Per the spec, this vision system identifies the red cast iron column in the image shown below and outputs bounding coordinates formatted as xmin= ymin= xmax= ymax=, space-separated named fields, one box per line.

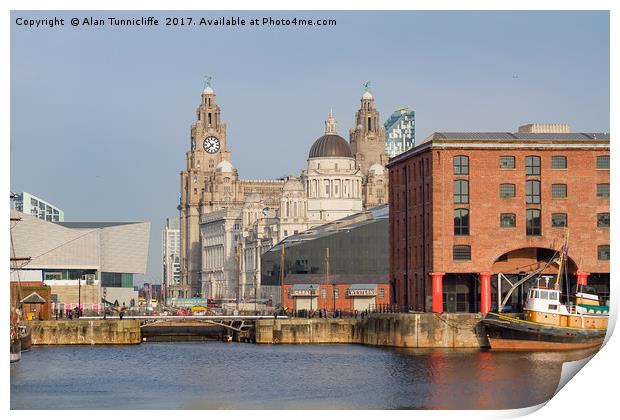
xmin=480 ymin=272 xmax=492 ymax=314
xmin=430 ymin=272 xmax=444 ymax=313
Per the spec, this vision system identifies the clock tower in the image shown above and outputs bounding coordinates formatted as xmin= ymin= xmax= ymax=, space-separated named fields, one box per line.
xmin=178 ymin=82 xmax=232 ymax=298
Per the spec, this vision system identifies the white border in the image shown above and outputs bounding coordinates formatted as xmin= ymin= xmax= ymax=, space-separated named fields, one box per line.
xmin=2 ymin=1 xmax=616 ymax=419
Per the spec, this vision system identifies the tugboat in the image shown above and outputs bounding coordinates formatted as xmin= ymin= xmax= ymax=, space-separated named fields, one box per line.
xmin=482 ymin=236 xmax=609 ymax=351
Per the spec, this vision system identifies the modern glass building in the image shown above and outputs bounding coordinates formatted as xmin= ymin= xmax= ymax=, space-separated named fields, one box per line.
xmin=260 ymin=205 xmax=389 ymax=305
xmin=384 ymin=108 xmax=415 ymax=158
xmin=11 ymin=191 xmax=64 ymax=222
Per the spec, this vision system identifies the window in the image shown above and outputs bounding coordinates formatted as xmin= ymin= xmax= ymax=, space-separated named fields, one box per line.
xmin=321 ymin=288 xmax=327 ymax=299
xmin=551 ymin=184 xmax=567 ymax=198
xmin=500 ymin=213 xmax=516 ymax=228
xmin=597 ymin=184 xmax=610 ymax=198
xmin=551 ymin=213 xmax=567 ymax=228
xmin=526 ymin=209 xmax=541 ymax=235
xmin=453 ymin=155 xmax=469 ymax=175
xmin=525 ymin=156 xmax=541 ymax=176
xmin=499 ymin=156 xmax=515 ymax=169
xmin=496 ymin=253 xmax=508 ymax=262
xmin=597 ymin=213 xmax=610 ymax=228
xmin=598 ymin=245 xmax=610 ymax=261
xmin=551 ymin=156 xmax=567 ymax=169
xmin=597 ymin=155 xmax=610 ymax=169
xmin=525 ymin=180 xmax=541 ymax=204
xmin=453 ymin=245 xmax=471 ymax=261
xmin=500 ymin=184 xmax=516 ymax=198
xmin=379 ymin=288 xmax=385 ymax=299
xmin=334 ymin=288 xmax=339 ymax=298
xmin=454 ymin=180 xmax=469 ymax=204
xmin=454 ymin=209 xmax=469 ymax=235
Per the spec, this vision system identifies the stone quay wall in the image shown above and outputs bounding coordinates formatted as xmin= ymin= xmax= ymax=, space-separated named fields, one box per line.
xmin=256 ymin=313 xmax=488 ymax=348
xmin=28 ymin=320 xmax=141 ymax=345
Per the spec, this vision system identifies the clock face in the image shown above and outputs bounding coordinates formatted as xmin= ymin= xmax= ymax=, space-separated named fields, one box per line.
xmin=203 ymin=136 xmax=220 ymax=154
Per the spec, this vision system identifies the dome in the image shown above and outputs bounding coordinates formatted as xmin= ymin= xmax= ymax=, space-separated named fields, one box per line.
xmin=369 ymin=163 xmax=385 ymax=175
xmin=203 ymin=86 xmax=214 ymax=95
xmin=283 ymin=177 xmax=304 ymax=192
xmin=216 ymin=160 xmax=234 ymax=172
xmin=362 ymin=91 xmax=373 ymax=100
xmin=308 ymin=134 xmax=353 ymax=159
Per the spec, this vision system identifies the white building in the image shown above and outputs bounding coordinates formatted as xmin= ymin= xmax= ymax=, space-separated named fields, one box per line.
xmin=200 ymin=207 xmax=242 ymax=299
xmin=10 ymin=209 xmax=149 ymax=311
xmin=11 ymin=191 xmax=64 ymax=222
xmin=384 ymin=107 xmax=415 ymax=158
xmin=162 ymin=217 xmax=181 ymax=302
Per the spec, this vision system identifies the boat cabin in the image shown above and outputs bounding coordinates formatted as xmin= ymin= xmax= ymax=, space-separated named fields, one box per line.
xmin=524 ymin=286 xmax=607 ymax=329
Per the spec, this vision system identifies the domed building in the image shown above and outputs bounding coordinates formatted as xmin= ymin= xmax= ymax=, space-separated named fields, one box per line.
xmin=179 ymin=84 xmax=389 ymax=302
xmin=303 ymin=112 xmax=363 ymax=223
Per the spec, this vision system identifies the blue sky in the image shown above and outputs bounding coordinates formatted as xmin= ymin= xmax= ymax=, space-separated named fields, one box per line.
xmin=10 ymin=11 xmax=610 ymax=283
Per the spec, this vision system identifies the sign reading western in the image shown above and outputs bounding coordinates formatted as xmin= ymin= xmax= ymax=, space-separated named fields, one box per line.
xmin=347 ymin=288 xmax=376 ymax=297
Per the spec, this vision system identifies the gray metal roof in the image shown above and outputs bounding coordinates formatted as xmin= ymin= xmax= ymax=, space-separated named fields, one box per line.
xmin=269 ymin=204 xmax=388 ymax=252
xmin=430 ymin=132 xmax=609 ymax=141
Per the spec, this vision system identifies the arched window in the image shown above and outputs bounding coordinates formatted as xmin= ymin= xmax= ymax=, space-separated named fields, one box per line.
xmin=525 ymin=180 xmax=541 ymax=203
xmin=454 ymin=180 xmax=469 ymax=203
xmin=526 ymin=209 xmax=541 ymax=235
xmin=454 ymin=209 xmax=469 ymax=235
xmin=525 ymin=156 xmax=541 ymax=176
xmin=453 ymin=155 xmax=469 ymax=175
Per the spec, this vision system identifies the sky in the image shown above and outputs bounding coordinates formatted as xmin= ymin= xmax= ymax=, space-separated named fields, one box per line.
xmin=9 ymin=11 xmax=610 ymax=284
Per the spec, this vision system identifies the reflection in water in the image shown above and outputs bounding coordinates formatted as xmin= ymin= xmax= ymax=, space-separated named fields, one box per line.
xmin=10 ymin=343 xmax=599 ymax=410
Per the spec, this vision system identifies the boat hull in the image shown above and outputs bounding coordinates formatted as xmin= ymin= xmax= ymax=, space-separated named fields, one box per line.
xmin=482 ymin=312 xmax=607 ymax=351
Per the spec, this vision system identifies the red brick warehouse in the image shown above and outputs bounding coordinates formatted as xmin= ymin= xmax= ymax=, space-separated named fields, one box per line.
xmin=387 ymin=124 xmax=610 ymax=313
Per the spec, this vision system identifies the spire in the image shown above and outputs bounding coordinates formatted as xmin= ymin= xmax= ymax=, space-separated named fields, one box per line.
xmin=325 ymin=110 xmax=337 ymax=135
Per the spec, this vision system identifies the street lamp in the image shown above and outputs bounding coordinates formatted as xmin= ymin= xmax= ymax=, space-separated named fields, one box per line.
xmin=309 ymin=285 xmax=314 ymax=313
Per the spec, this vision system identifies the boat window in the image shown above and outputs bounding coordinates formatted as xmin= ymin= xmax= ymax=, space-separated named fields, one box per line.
xmin=548 ymin=304 xmax=558 ymax=310
xmin=534 ymin=290 xmax=540 ymax=299
xmin=529 ymin=290 xmax=535 ymax=299
xmin=550 ymin=292 xmax=558 ymax=301
xmin=540 ymin=291 xmax=549 ymax=300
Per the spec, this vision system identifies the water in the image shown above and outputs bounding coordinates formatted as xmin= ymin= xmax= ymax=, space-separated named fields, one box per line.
xmin=10 ymin=342 xmax=597 ymax=410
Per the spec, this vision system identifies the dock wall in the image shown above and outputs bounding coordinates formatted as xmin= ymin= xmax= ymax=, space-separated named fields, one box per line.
xmin=256 ymin=313 xmax=487 ymax=348
xmin=28 ymin=320 xmax=141 ymax=345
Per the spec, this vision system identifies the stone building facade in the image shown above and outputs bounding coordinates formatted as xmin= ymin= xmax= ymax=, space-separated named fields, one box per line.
xmin=387 ymin=124 xmax=610 ymax=313
xmin=179 ymin=84 xmax=391 ymax=300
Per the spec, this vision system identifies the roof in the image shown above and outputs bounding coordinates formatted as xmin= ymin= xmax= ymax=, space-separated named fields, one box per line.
xmin=308 ymin=134 xmax=353 ymax=159
xmin=268 ymin=204 xmax=388 ymax=252
xmin=388 ymin=131 xmax=610 ymax=167
xmin=428 ymin=132 xmax=609 ymax=141
xmin=20 ymin=292 xmax=46 ymax=304
xmin=283 ymin=274 xmax=389 ymax=285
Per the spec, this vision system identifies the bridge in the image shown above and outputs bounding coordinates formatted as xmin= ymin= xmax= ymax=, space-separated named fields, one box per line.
xmin=80 ymin=315 xmax=288 ymax=342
